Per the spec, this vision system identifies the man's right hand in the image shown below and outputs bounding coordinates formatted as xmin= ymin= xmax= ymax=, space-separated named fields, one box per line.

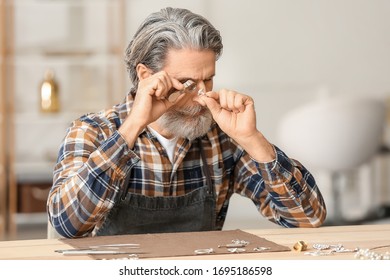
xmin=118 ymin=71 xmax=183 ymax=147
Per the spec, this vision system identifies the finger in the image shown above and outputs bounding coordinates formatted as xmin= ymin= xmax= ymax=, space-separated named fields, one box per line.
xmin=171 ymin=77 xmax=184 ymax=91
xmin=193 ymin=90 xmax=218 ymax=107
xmin=204 ymin=91 xmax=220 ymax=101
xmin=167 ymin=78 xmax=186 ymax=103
xmin=225 ymin=91 xmax=240 ymax=113
xmin=213 ymin=89 xmax=239 ymax=113
xmin=233 ymin=95 xmax=247 ymax=113
xmin=155 ymin=74 xmax=173 ymax=99
xmin=199 ymin=93 xmax=223 ymax=116
xmin=217 ymin=90 xmax=229 ymax=110
xmin=153 ymin=78 xmax=167 ymax=99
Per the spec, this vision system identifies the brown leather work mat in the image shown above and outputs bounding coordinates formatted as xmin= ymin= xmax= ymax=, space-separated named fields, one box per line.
xmin=60 ymin=229 xmax=290 ymax=259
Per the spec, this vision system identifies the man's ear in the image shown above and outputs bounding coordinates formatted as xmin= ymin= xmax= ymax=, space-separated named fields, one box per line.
xmin=136 ymin=63 xmax=152 ymax=80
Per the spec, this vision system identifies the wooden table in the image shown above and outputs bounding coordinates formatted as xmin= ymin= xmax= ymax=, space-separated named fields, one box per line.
xmin=0 ymin=224 xmax=389 ymax=260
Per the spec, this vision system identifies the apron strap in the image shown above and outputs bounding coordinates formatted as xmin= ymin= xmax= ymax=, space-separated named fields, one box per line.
xmin=121 ymin=167 xmax=132 ymax=201
xmin=199 ymin=138 xmax=215 ymax=196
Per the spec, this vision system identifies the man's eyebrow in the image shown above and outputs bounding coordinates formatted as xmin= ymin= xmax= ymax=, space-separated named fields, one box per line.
xmin=204 ymin=74 xmax=216 ymax=80
xmin=177 ymin=74 xmax=215 ymax=83
xmin=177 ymin=77 xmax=193 ymax=83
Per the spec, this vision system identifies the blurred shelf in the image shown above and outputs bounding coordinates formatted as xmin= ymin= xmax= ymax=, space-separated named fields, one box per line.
xmin=15 ymin=161 xmax=55 ymax=183
xmin=14 ymin=112 xmax=83 ymax=123
xmin=1 ymin=0 xmax=126 ymax=239
xmin=15 ymin=213 xmax=47 ymax=226
xmin=13 ymin=0 xmax=120 ymax=8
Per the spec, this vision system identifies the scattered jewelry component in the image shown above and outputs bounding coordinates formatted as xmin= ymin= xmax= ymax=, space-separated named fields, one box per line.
xmin=305 ymin=243 xmax=390 ymax=258
xmin=89 ymin=243 xmax=140 ymax=248
xmin=55 ymin=244 xmax=140 ymax=253
xmin=197 ymin=88 xmax=206 ymax=96
xmin=88 ymin=246 xmax=140 ymax=250
xmin=312 ymin=243 xmax=343 ymax=250
xmin=330 ymin=244 xmax=343 ymax=250
xmin=218 ymin=243 xmax=246 ymax=248
xmin=355 ymin=248 xmax=390 ymax=260
xmin=253 ymin=247 xmax=271 ymax=252
xmin=194 ymin=248 xmax=214 ymax=255
xmin=128 ymin=254 xmax=140 ymax=260
xmin=332 ymin=247 xmax=358 ymax=253
xmin=369 ymin=244 xmax=390 ymax=251
xmin=231 ymin=239 xmax=250 ymax=246
xmin=293 ymin=241 xmax=308 ymax=252
xmin=61 ymin=250 xmax=144 ymax=256
xmin=312 ymin=243 xmax=330 ymax=250
xmin=305 ymin=243 xmax=358 ymax=257
xmin=227 ymin=248 xmax=246 ymax=253
xmin=304 ymin=251 xmax=334 ymax=257
xmin=218 ymin=239 xmax=250 ymax=248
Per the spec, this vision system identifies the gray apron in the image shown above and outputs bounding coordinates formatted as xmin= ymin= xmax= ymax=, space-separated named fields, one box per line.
xmin=96 ymin=139 xmax=216 ymax=236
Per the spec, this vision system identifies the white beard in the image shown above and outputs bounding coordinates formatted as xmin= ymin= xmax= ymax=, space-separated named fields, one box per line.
xmin=157 ymin=104 xmax=213 ymax=140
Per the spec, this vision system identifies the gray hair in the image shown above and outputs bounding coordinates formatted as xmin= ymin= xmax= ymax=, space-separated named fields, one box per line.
xmin=124 ymin=7 xmax=223 ymax=93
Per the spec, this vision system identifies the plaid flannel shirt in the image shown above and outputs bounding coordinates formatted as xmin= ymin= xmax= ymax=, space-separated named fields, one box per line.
xmin=47 ymin=93 xmax=326 ymax=238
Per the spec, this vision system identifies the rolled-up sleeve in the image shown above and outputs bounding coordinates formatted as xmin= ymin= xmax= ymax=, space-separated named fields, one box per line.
xmin=236 ymin=145 xmax=327 ymax=228
xmin=47 ymin=118 xmax=139 ymax=238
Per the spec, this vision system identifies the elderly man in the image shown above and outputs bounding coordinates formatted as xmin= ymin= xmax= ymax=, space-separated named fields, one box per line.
xmin=47 ymin=7 xmax=326 ymax=238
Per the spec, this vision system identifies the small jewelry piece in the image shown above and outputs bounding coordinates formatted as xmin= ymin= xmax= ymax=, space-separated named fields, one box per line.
xmin=55 ymin=244 xmax=140 ymax=253
xmin=253 ymin=247 xmax=271 ymax=252
xmin=330 ymin=244 xmax=343 ymax=250
xmin=128 ymin=254 xmax=140 ymax=260
xmin=305 ymin=243 xmax=357 ymax=257
xmin=197 ymin=87 xmax=206 ymax=96
xmin=89 ymin=244 xmax=140 ymax=249
xmin=304 ymin=251 xmax=334 ymax=256
xmin=231 ymin=239 xmax=250 ymax=246
xmin=312 ymin=243 xmax=330 ymax=250
xmin=218 ymin=239 xmax=250 ymax=248
xmin=227 ymin=248 xmax=246 ymax=253
xmin=218 ymin=243 xmax=246 ymax=248
xmin=312 ymin=243 xmax=342 ymax=250
xmin=61 ymin=250 xmax=142 ymax=255
xmin=194 ymin=248 xmax=214 ymax=255
xmin=90 ymin=243 xmax=140 ymax=248
xmin=332 ymin=247 xmax=358 ymax=253
xmin=355 ymin=248 xmax=390 ymax=260
xmin=293 ymin=241 xmax=308 ymax=252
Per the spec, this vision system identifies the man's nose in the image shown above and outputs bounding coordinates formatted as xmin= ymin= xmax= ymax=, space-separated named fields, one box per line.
xmin=197 ymin=80 xmax=206 ymax=94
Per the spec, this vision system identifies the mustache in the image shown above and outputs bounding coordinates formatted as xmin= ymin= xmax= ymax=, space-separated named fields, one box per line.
xmin=173 ymin=104 xmax=209 ymax=116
